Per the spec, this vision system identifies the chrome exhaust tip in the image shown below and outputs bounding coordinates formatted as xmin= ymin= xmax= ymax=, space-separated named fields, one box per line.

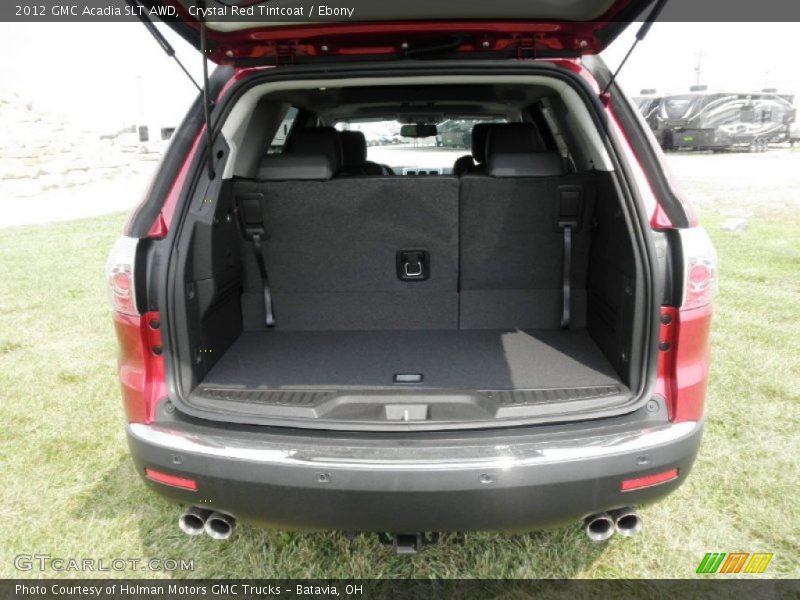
xmin=178 ymin=507 xmax=210 ymax=536
xmin=204 ymin=511 xmax=236 ymax=540
xmin=611 ymin=507 xmax=643 ymax=537
xmin=584 ymin=513 xmax=615 ymax=542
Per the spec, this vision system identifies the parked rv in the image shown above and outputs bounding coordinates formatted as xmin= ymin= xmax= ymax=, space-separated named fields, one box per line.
xmin=119 ymin=122 xmax=177 ymax=154
xmin=790 ymin=121 xmax=800 ymax=147
xmin=649 ymin=90 xmax=795 ymax=152
xmin=632 ymin=90 xmax=661 ymax=131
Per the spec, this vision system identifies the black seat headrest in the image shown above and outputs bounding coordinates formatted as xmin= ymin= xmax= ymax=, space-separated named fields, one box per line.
xmin=486 ymin=123 xmax=546 ymax=155
xmin=471 ymin=122 xmax=492 ymax=164
xmin=287 ymin=127 xmax=343 ymax=174
xmin=452 ymin=154 xmax=476 ymax=177
xmin=256 ymin=155 xmax=333 ymax=181
xmin=486 ymin=123 xmax=566 ymax=177
xmin=338 ymin=130 xmax=368 ymax=168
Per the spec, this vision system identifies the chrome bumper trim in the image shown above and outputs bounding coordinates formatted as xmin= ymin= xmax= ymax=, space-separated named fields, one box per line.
xmin=128 ymin=420 xmax=699 ymax=472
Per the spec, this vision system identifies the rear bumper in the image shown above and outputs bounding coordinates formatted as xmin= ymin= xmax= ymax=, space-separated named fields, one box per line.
xmin=127 ymin=416 xmax=703 ymax=532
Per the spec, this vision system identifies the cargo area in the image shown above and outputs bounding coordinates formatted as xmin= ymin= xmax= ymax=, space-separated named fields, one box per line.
xmin=165 ymin=79 xmax=648 ymax=430
xmin=200 ymin=329 xmax=621 ymax=392
xmin=190 ymin=328 xmax=629 ymax=429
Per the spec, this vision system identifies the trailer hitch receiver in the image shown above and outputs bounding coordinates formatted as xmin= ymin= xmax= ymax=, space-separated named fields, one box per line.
xmin=379 ymin=532 xmax=440 ymax=555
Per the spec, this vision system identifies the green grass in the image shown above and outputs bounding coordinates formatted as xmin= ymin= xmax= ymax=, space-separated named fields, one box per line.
xmin=0 ymin=209 xmax=798 ymax=579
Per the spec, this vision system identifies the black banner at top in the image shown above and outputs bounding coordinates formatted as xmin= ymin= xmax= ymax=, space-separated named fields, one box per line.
xmin=3 ymin=0 xmax=800 ymax=22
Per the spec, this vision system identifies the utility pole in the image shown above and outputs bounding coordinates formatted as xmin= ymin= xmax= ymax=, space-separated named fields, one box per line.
xmin=693 ymin=50 xmax=704 ymax=87
xmin=135 ymin=75 xmax=145 ymax=124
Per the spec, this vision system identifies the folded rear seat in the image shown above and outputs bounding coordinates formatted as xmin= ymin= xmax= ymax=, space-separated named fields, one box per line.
xmin=235 ymin=130 xmax=460 ymax=330
xmin=459 ymin=123 xmax=597 ymax=330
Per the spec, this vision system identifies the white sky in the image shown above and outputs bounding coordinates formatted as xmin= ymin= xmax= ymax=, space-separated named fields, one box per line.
xmin=0 ymin=22 xmax=203 ymax=130
xmin=604 ymin=22 xmax=800 ymax=97
xmin=0 ymin=21 xmax=798 ymax=132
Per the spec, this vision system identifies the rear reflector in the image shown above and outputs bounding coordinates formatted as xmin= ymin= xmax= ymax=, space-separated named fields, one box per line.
xmin=620 ymin=468 xmax=679 ymax=492
xmin=145 ymin=468 xmax=198 ymax=491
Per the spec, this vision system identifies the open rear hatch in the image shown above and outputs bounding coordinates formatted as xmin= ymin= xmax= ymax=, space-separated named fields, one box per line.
xmin=137 ymin=1 xmax=663 ymax=432
xmin=134 ymin=0 xmax=656 ymax=64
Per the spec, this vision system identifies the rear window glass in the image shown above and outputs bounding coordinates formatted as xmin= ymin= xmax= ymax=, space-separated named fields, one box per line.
xmin=268 ymin=106 xmax=299 ymax=153
xmin=539 ymin=104 xmax=569 ymax=158
xmin=334 ymin=118 xmax=505 ymax=173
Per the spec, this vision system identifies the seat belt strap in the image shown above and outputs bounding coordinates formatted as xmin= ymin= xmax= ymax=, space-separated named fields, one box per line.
xmin=251 ymin=232 xmax=275 ymax=328
xmin=238 ymin=193 xmax=275 ymax=327
xmin=561 ymin=225 xmax=572 ymax=329
xmin=556 ymin=186 xmax=583 ymax=329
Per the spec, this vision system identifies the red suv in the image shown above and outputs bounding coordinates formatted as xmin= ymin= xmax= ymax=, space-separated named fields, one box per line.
xmin=108 ymin=0 xmax=716 ymax=552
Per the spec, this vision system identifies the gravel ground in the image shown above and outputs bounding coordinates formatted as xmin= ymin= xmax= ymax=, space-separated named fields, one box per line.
xmin=0 ymin=159 xmax=158 ymax=229
xmin=1 ymin=146 xmax=797 ymax=229
xmin=664 ymin=147 xmax=800 ymax=215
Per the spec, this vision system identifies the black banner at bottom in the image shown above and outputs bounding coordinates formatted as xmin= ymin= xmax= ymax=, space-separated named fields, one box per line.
xmin=3 ymin=579 xmax=799 ymax=600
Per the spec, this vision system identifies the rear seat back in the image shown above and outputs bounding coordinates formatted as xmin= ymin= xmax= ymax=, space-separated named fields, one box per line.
xmin=459 ymin=123 xmax=596 ymax=329
xmin=237 ymin=124 xmax=598 ymax=332
xmin=234 ymin=174 xmax=459 ymax=331
xmin=286 ymin=127 xmax=343 ymax=176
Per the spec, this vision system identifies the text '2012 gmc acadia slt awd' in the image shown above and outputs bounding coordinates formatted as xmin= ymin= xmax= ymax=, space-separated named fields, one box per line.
xmin=107 ymin=0 xmax=716 ymax=552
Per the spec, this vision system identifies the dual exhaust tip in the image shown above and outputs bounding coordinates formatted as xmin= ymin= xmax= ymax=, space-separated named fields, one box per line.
xmin=584 ymin=507 xmax=642 ymax=542
xmin=179 ymin=506 xmax=638 ymax=543
xmin=179 ymin=507 xmax=236 ymax=540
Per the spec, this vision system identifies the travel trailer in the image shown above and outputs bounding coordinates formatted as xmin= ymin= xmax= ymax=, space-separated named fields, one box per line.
xmin=643 ymin=90 xmax=795 ymax=152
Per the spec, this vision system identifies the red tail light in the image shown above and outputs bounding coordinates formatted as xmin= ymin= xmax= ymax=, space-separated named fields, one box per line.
xmin=106 ymin=236 xmax=140 ymax=316
xmin=656 ymin=226 xmax=716 ymax=423
xmin=108 ymin=236 xmax=166 ymax=424
xmin=680 ymin=227 xmax=718 ymax=310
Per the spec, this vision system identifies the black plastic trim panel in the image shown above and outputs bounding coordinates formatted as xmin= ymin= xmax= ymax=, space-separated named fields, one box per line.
xmin=185 ymin=384 xmax=631 ymax=431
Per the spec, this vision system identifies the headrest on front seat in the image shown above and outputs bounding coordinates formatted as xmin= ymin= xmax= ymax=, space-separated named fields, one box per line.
xmin=486 ymin=123 xmax=566 ymax=177
xmin=453 ymin=123 xmax=495 ymax=177
xmin=339 ymin=130 xmax=368 ymax=167
xmin=471 ymin=122 xmax=492 ymax=164
xmin=256 ymin=155 xmax=333 ymax=181
xmin=287 ymin=127 xmax=343 ymax=173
